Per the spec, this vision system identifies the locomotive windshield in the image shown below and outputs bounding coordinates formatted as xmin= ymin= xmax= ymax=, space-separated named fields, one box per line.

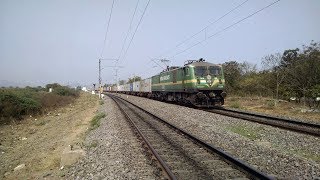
xmin=194 ymin=66 xmax=221 ymax=76
xmin=208 ymin=66 xmax=221 ymax=76
xmin=194 ymin=66 xmax=207 ymax=76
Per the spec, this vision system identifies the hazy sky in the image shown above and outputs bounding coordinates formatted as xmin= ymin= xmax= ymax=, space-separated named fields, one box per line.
xmin=1 ymin=0 xmax=319 ymax=86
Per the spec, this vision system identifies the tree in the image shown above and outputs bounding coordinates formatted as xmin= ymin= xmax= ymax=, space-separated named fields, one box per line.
xmin=280 ymin=48 xmax=299 ymax=68
xmin=280 ymin=41 xmax=320 ymax=107
xmin=240 ymin=61 xmax=257 ymax=75
xmin=118 ymin=80 xmax=126 ymax=85
xmin=128 ymin=76 xmax=142 ymax=83
xmin=45 ymin=83 xmax=61 ymax=90
xmin=222 ymin=61 xmax=242 ymax=93
xmin=262 ymin=53 xmax=287 ymax=105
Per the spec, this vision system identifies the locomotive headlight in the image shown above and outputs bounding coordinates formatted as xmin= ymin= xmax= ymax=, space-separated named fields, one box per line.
xmin=209 ymin=92 xmax=216 ymax=98
xmin=207 ymin=75 xmax=212 ymax=84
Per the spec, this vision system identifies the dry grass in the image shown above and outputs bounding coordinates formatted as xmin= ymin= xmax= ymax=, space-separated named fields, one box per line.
xmin=224 ymin=96 xmax=320 ymax=123
xmin=0 ymin=92 xmax=99 ymax=179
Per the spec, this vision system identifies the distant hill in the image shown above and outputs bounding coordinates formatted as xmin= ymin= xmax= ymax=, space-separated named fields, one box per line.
xmin=0 ymin=80 xmax=93 ymax=89
xmin=0 ymin=80 xmax=25 ymax=87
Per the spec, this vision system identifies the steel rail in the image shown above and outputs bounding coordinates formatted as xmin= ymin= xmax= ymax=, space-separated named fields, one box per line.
xmin=208 ymin=108 xmax=320 ymax=137
xmin=109 ymin=95 xmax=177 ymax=180
xmin=109 ymin=94 xmax=273 ymax=180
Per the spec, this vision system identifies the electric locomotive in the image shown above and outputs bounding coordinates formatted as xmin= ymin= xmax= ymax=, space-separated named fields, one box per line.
xmin=151 ymin=58 xmax=226 ymax=107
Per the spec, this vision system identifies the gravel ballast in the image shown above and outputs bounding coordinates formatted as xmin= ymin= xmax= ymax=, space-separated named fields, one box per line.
xmin=114 ymin=93 xmax=320 ymax=179
xmin=67 ymin=96 xmax=160 ymax=179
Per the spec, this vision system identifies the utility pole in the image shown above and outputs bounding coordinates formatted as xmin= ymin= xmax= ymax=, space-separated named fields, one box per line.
xmin=98 ymin=59 xmax=101 ymax=98
xmin=112 ymin=66 xmax=124 ymax=92
xmin=98 ymin=58 xmax=119 ymax=99
xmin=115 ymin=68 xmax=119 ymax=88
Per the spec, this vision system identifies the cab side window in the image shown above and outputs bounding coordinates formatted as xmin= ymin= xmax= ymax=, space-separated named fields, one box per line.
xmin=184 ymin=67 xmax=189 ymax=76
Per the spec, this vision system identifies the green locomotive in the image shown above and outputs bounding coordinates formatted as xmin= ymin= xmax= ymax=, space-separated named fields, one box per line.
xmin=151 ymin=58 xmax=226 ymax=107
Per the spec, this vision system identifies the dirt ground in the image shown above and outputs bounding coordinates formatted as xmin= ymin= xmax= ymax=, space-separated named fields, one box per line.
xmin=0 ymin=92 xmax=99 ymax=179
xmin=1 ymin=93 xmax=318 ymax=179
xmin=224 ymin=96 xmax=320 ymax=123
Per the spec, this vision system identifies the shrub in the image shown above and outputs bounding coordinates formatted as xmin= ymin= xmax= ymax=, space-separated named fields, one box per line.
xmin=0 ymin=85 xmax=80 ymax=125
xmin=53 ymin=86 xmax=79 ymax=97
xmin=90 ymin=113 xmax=106 ymax=130
xmin=0 ymin=91 xmax=41 ymax=119
xmin=38 ymin=92 xmax=74 ymax=110
xmin=230 ymin=101 xmax=241 ymax=109
xmin=265 ymin=100 xmax=275 ymax=109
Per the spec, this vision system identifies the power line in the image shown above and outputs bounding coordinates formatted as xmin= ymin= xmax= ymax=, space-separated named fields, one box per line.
xmin=100 ymin=0 xmax=115 ymax=58
xmin=169 ymin=0 xmax=281 ymax=59
xmin=117 ymin=0 xmax=140 ymax=62
xmin=158 ymin=0 xmax=250 ymax=59
xmin=118 ymin=0 xmax=151 ymax=65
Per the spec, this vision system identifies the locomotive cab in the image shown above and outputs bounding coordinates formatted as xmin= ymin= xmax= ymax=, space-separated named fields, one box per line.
xmin=184 ymin=59 xmax=226 ymax=107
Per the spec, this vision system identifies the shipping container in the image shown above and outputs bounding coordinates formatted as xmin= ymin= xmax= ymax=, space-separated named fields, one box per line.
xmin=133 ymin=81 xmax=140 ymax=92
xmin=140 ymin=78 xmax=151 ymax=92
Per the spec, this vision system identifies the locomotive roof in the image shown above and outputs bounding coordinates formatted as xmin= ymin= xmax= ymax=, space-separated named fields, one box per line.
xmin=158 ymin=60 xmax=220 ymax=75
xmin=187 ymin=61 xmax=219 ymax=67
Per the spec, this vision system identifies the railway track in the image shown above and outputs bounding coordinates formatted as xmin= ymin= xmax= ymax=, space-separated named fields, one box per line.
xmin=108 ymin=94 xmax=273 ymax=180
xmin=207 ymin=108 xmax=320 ymax=137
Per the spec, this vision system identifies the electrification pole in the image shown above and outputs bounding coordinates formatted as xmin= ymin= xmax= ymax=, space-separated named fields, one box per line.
xmin=98 ymin=59 xmax=101 ymax=98
xmin=98 ymin=58 xmax=119 ymax=99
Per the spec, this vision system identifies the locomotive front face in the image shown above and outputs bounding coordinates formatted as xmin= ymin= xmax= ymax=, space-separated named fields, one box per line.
xmin=187 ymin=63 xmax=226 ymax=106
xmin=192 ymin=65 xmax=225 ymax=90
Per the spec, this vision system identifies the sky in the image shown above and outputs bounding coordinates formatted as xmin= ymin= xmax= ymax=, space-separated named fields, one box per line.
xmin=0 ymin=0 xmax=319 ymax=87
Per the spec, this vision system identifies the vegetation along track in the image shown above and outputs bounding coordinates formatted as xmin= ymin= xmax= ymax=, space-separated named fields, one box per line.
xmin=208 ymin=108 xmax=320 ymax=137
xmin=108 ymin=94 xmax=273 ymax=180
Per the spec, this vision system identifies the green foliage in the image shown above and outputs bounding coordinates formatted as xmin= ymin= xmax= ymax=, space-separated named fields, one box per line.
xmin=225 ymin=41 xmax=320 ymax=109
xmin=53 ymin=86 xmax=79 ymax=97
xmin=127 ymin=76 xmax=142 ymax=83
xmin=222 ymin=61 xmax=242 ymax=93
xmin=45 ymin=83 xmax=61 ymax=90
xmin=0 ymin=91 xmax=41 ymax=119
xmin=0 ymin=84 xmax=80 ymax=124
xmin=90 ymin=113 xmax=106 ymax=130
xmin=227 ymin=125 xmax=260 ymax=140
xmin=118 ymin=80 xmax=126 ymax=85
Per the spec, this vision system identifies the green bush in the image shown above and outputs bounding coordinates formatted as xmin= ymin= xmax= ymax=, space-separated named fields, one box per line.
xmin=0 ymin=84 xmax=80 ymax=124
xmin=0 ymin=91 xmax=41 ymax=119
xmin=53 ymin=86 xmax=79 ymax=97
xmin=90 ymin=113 xmax=106 ymax=130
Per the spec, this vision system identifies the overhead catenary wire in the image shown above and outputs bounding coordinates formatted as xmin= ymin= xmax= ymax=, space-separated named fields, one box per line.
xmin=117 ymin=0 xmax=151 ymax=65
xmin=117 ymin=0 xmax=140 ymax=62
xmin=100 ymin=0 xmax=115 ymax=58
xmin=169 ymin=0 xmax=281 ymax=59
xmin=157 ymin=0 xmax=250 ymax=59
xmin=110 ymin=0 xmax=140 ymax=85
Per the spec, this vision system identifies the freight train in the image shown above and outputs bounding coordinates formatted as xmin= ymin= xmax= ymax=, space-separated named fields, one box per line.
xmin=105 ymin=58 xmax=226 ymax=107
